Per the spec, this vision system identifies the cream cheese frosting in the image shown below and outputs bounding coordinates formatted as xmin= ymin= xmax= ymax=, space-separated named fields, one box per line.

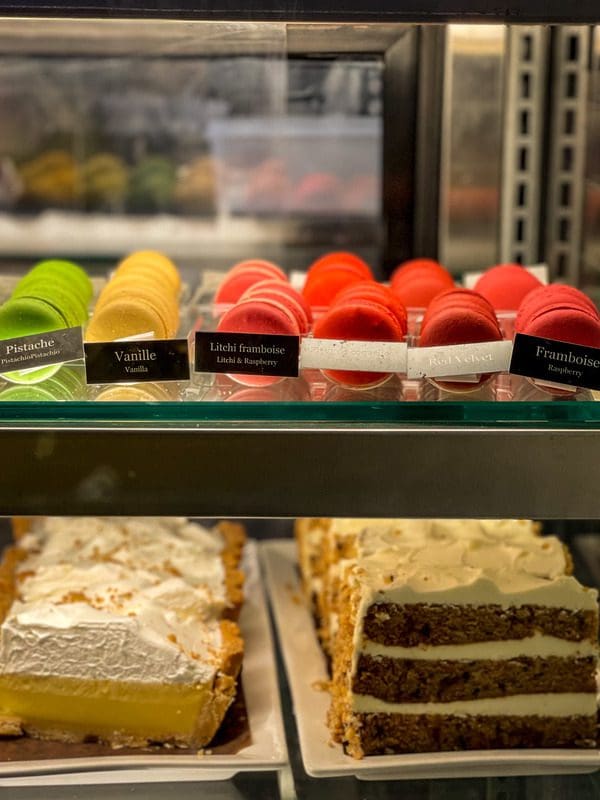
xmin=342 ymin=519 xmax=595 ymax=613
xmin=0 ymin=517 xmax=230 ymax=684
xmin=351 ymin=692 xmax=598 ymax=717
xmin=361 ymin=634 xmax=598 ymax=661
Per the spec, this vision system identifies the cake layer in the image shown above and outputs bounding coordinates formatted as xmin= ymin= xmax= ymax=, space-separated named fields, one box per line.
xmin=361 ymin=603 xmax=597 ymax=646
xmin=348 ymin=713 xmax=597 ymax=757
xmin=352 ymin=655 xmax=596 ymax=703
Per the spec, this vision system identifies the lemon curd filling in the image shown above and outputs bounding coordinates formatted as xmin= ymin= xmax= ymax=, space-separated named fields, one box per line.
xmin=0 ymin=674 xmax=227 ymax=744
xmin=0 ymin=517 xmax=245 ymax=748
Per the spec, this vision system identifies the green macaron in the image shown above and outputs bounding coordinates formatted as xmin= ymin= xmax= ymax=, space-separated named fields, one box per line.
xmin=0 ymin=297 xmax=67 ymax=384
xmin=23 ymin=259 xmax=93 ymax=304
xmin=13 ymin=281 xmax=88 ymax=327
xmin=0 ymin=384 xmax=59 ymax=401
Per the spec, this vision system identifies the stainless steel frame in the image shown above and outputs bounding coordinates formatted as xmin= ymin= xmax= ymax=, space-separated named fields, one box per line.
xmin=0 ymin=423 xmax=598 ymax=518
xmin=500 ymin=26 xmax=548 ymax=267
xmin=544 ymin=26 xmax=590 ymax=282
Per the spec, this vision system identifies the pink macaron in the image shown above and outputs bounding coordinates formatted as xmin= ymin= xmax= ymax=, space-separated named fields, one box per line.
xmin=214 ymin=259 xmax=287 ymax=305
xmin=243 ymin=279 xmax=313 ymax=325
xmin=216 ymin=296 xmax=300 ymax=386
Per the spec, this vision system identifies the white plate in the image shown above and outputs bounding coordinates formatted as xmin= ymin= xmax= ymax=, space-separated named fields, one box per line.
xmin=261 ymin=539 xmax=600 ymax=781
xmin=0 ymin=540 xmax=288 ymax=786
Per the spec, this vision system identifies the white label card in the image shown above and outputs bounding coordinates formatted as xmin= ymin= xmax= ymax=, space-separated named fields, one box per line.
xmin=299 ymin=338 xmax=408 ymax=373
xmin=407 ymin=340 xmax=513 ymax=379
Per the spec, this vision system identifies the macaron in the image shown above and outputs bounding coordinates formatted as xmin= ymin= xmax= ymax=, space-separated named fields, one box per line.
xmin=515 ymin=285 xmax=600 ymax=349
xmin=516 ymin=285 xmax=599 ymax=331
xmin=24 ymin=259 xmax=93 ymax=304
xmin=116 ymin=250 xmax=181 ymax=295
xmin=87 ymin=251 xmax=181 ymax=342
xmin=13 ymin=282 xmax=88 ymax=328
xmin=312 ymin=298 xmax=406 ymax=388
xmin=523 ymin=307 xmax=600 ymax=348
xmin=0 ymin=384 xmax=60 ymax=402
xmin=418 ymin=289 xmax=502 ymax=392
xmin=216 ymin=297 xmax=300 ymax=387
xmin=473 ymin=264 xmax=544 ymax=310
xmin=307 ymin=252 xmax=373 ymax=281
xmin=0 ymin=296 xmax=67 ymax=337
xmin=95 ymin=383 xmax=172 ymax=402
xmin=214 ymin=260 xmax=287 ymax=305
xmin=243 ymin=279 xmax=313 ymax=325
xmin=391 ymin=258 xmax=451 ymax=282
xmin=390 ymin=260 xmax=455 ymax=309
xmin=333 ymin=281 xmax=408 ymax=331
xmin=85 ymin=296 xmax=168 ymax=342
xmin=422 ymin=288 xmax=499 ymax=330
xmin=0 ymin=297 xmax=70 ymax=384
xmin=240 ymin=285 xmax=310 ymax=335
xmin=95 ymin=281 xmax=178 ymax=337
xmin=302 ymin=265 xmax=367 ymax=309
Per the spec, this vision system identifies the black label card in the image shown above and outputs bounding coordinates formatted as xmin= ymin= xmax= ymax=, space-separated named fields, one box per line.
xmin=195 ymin=332 xmax=299 ymax=378
xmin=0 ymin=327 xmax=83 ymax=375
xmin=84 ymin=339 xmax=190 ymax=384
xmin=509 ymin=333 xmax=600 ymax=390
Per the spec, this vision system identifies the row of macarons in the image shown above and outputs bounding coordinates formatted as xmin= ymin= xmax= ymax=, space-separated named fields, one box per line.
xmin=214 ymin=252 xmax=549 ymax=312
xmin=214 ymin=254 xmax=600 ymax=389
xmin=0 ymin=251 xmax=182 ymax=348
xmin=215 ymin=252 xmax=600 ymax=344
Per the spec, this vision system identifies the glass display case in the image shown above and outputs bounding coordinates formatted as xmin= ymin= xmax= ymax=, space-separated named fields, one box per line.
xmin=0 ymin=3 xmax=598 ymax=799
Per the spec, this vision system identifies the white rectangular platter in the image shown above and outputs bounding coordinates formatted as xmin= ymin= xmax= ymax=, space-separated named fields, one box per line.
xmin=261 ymin=538 xmax=600 ymax=781
xmin=0 ymin=540 xmax=288 ymax=787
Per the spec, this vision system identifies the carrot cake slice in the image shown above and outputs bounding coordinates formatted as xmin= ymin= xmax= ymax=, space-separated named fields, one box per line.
xmin=325 ymin=520 xmax=598 ymax=756
xmin=0 ymin=516 xmax=245 ymax=748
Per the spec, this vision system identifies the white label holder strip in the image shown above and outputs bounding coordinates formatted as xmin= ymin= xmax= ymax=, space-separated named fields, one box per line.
xmin=299 ymin=338 xmax=408 ymax=373
xmin=407 ymin=340 xmax=513 ymax=379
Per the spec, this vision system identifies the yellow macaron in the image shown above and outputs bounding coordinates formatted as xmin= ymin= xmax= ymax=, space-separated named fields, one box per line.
xmin=95 ymin=282 xmax=178 ymax=337
xmin=85 ymin=296 xmax=168 ymax=342
xmin=116 ymin=250 xmax=181 ymax=295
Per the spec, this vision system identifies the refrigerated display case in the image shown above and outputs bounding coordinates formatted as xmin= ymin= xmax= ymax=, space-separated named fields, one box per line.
xmin=0 ymin=3 xmax=599 ymax=798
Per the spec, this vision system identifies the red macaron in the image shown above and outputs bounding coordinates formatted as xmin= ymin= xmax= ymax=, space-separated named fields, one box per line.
xmin=333 ymin=281 xmax=408 ymax=331
xmin=515 ymin=285 xmax=600 ymax=349
xmin=418 ymin=289 xmax=503 ymax=392
xmin=312 ymin=297 xmax=406 ymax=388
xmin=516 ymin=285 xmax=599 ymax=332
xmin=422 ymin=289 xmax=499 ymax=331
xmin=307 ymin=251 xmax=373 ymax=281
xmin=473 ymin=264 xmax=544 ymax=311
xmin=302 ymin=265 xmax=369 ymax=309
xmin=390 ymin=258 xmax=454 ymax=309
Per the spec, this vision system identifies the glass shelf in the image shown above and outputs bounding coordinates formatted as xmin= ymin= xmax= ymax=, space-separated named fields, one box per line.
xmin=1 ymin=398 xmax=600 ymax=427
